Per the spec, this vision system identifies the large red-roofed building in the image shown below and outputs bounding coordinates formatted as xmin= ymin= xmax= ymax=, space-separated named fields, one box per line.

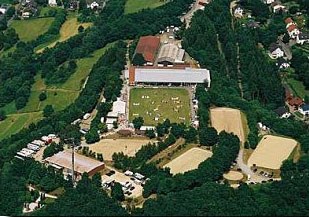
xmin=135 ymin=36 xmax=161 ymax=65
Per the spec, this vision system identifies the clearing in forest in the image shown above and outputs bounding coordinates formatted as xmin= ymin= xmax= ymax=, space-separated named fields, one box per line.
xmin=36 ymin=16 xmax=92 ymax=53
xmin=129 ymin=88 xmax=191 ymax=125
xmin=163 ymin=147 xmax=213 ymax=175
xmin=11 ymin=18 xmax=54 ymax=42
xmin=210 ymin=107 xmax=247 ymax=144
xmin=247 ymin=135 xmax=298 ymax=170
xmin=125 ymin=0 xmax=167 ymax=14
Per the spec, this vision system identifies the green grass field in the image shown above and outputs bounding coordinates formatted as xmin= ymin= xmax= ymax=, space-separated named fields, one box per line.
xmin=287 ymin=78 xmax=309 ymax=99
xmin=11 ymin=17 xmax=54 ymax=42
xmin=129 ymin=88 xmax=191 ymax=125
xmin=124 ymin=0 xmax=167 ymax=14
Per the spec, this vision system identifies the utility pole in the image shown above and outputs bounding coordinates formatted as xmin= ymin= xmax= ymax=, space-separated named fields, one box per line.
xmin=71 ymin=140 xmax=75 ymax=184
xmin=64 ymin=138 xmax=76 ymax=185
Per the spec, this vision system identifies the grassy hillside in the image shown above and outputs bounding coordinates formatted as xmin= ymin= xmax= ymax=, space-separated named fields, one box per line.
xmin=0 ymin=44 xmax=113 ymax=140
xmin=125 ymin=0 xmax=167 ymax=14
xmin=36 ymin=15 xmax=92 ymax=53
xmin=10 ymin=17 xmax=54 ymax=42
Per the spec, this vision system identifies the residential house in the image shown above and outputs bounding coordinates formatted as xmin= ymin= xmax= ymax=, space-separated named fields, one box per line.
xmin=276 ymin=57 xmax=290 ymax=69
xmin=263 ymin=0 xmax=275 ymax=4
xmin=274 ymin=106 xmax=290 ymax=118
xmin=269 ymin=43 xmax=284 ymax=59
xmin=271 ymin=2 xmax=286 ymax=13
xmin=287 ymin=96 xmax=303 ymax=109
xmin=287 ymin=24 xmax=300 ymax=38
xmin=86 ymin=0 xmax=105 ymax=10
xmin=18 ymin=0 xmax=37 ymax=19
xmin=0 ymin=4 xmax=9 ymax=14
xmin=299 ymin=104 xmax=309 ymax=116
xmin=296 ymin=32 xmax=309 ymax=45
xmin=285 ymin=17 xmax=300 ymax=39
xmin=68 ymin=1 xmax=78 ymax=10
xmin=234 ymin=6 xmax=243 ymax=18
xmin=48 ymin=0 xmax=57 ymax=7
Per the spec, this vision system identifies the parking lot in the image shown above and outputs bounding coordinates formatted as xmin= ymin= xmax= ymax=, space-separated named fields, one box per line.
xmin=101 ymin=166 xmax=144 ymax=198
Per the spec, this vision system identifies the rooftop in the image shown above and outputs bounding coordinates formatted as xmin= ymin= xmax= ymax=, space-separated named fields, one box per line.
xmin=128 ymin=67 xmax=211 ymax=85
xmin=135 ymin=36 xmax=161 ymax=63
xmin=45 ymin=150 xmax=104 ymax=174
xmin=157 ymin=43 xmax=185 ymax=64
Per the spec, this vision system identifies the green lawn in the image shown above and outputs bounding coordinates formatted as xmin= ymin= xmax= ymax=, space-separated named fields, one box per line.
xmin=10 ymin=17 xmax=55 ymax=42
xmin=129 ymin=88 xmax=191 ymax=125
xmin=287 ymin=78 xmax=309 ymax=99
xmin=124 ymin=0 xmax=168 ymax=14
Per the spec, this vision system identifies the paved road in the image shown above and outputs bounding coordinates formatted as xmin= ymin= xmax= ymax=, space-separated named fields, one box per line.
xmin=181 ymin=0 xmax=203 ymax=29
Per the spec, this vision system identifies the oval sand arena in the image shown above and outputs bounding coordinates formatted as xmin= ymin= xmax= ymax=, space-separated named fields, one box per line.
xmin=163 ymin=147 xmax=213 ymax=175
xmin=223 ymin=171 xmax=244 ymax=181
xmin=89 ymin=139 xmax=155 ymax=161
xmin=248 ymin=135 xmax=298 ymax=170
xmin=210 ymin=107 xmax=246 ymax=144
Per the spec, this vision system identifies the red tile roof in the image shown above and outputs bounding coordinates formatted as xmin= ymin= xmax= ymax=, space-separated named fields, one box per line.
xmin=136 ymin=36 xmax=160 ymax=63
xmin=288 ymin=97 xmax=303 ymax=107
xmin=287 ymin=24 xmax=297 ymax=32
xmin=285 ymin=17 xmax=293 ymax=24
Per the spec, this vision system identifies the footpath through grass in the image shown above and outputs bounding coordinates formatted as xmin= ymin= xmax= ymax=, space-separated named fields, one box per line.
xmin=10 ymin=17 xmax=55 ymax=42
xmin=129 ymin=88 xmax=191 ymax=125
xmin=124 ymin=0 xmax=167 ymax=14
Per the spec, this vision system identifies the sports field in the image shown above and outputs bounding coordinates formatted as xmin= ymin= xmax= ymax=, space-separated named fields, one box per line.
xmin=247 ymin=135 xmax=298 ymax=170
xmin=125 ymin=0 xmax=167 ymax=14
xmin=163 ymin=147 xmax=213 ymax=175
xmin=89 ymin=138 xmax=154 ymax=161
xmin=36 ymin=16 xmax=92 ymax=53
xmin=129 ymin=88 xmax=191 ymax=125
xmin=210 ymin=107 xmax=247 ymax=144
xmin=11 ymin=18 xmax=54 ymax=42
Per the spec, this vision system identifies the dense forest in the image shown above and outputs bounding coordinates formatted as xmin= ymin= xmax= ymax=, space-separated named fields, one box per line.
xmin=0 ymin=0 xmax=309 ymax=216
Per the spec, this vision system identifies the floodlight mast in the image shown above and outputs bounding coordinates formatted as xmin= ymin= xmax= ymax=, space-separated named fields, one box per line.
xmin=64 ymin=138 xmax=76 ymax=185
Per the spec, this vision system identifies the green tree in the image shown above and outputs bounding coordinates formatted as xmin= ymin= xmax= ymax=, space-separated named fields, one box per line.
xmin=98 ymin=123 xmax=108 ymax=133
xmin=43 ymin=105 xmax=54 ymax=117
xmin=39 ymin=92 xmax=47 ymax=101
xmin=132 ymin=53 xmax=146 ymax=66
xmin=184 ymin=127 xmax=197 ymax=143
xmin=78 ymin=25 xmax=85 ymax=33
xmin=199 ymin=127 xmax=218 ymax=146
xmin=92 ymin=173 xmax=102 ymax=188
xmin=0 ymin=110 xmax=6 ymax=121
xmin=85 ymin=128 xmax=100 ymax=144
xmin=145 ymin=129 xmax=156 ymax=139
xmin=113 ymin=121 xmax=118 ymax=129
xmin=133 ymin=117 xmax=144 ymax=129
xmin=111 ymin=182 xmax=124 ymax=201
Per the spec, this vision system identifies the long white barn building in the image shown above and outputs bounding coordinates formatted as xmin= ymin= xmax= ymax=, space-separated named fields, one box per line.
xmin=126 ymin=66 xmax=211 ymax=87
